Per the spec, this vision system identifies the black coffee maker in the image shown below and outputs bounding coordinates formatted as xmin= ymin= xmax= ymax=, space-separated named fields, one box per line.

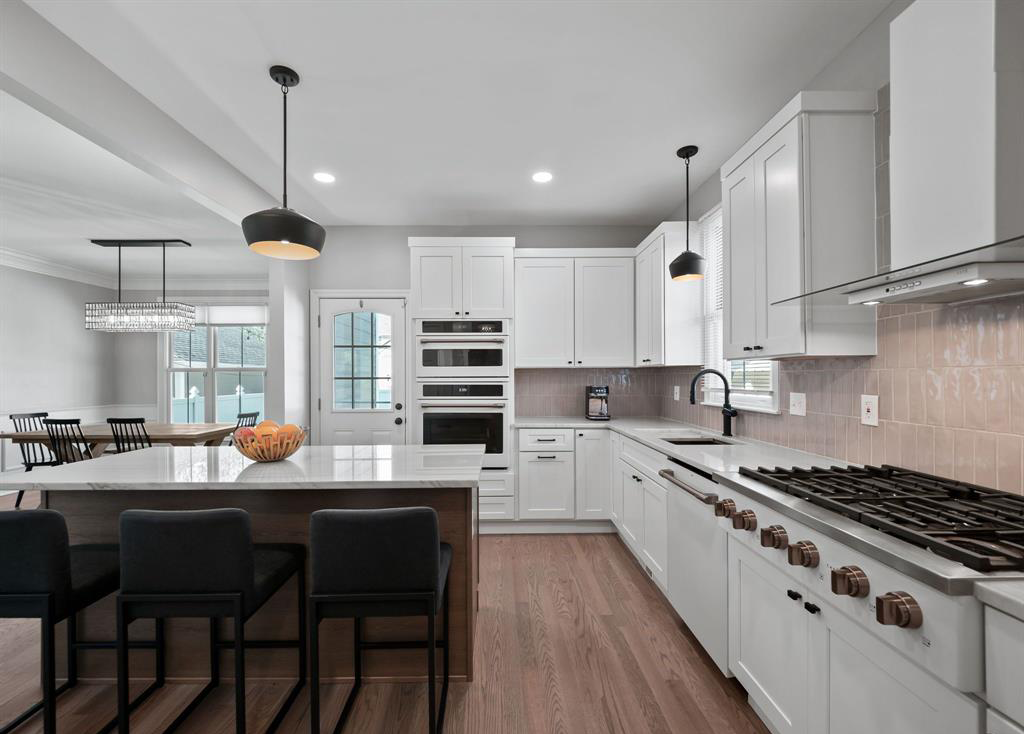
xmin=585 ymin=386 xmax=610 ymax=421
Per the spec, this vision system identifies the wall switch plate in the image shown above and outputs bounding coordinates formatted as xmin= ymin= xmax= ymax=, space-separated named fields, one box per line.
xmin=673 ymin=385 xmax=680 ymax=401
xmin=789 ymin=392 xmax=806 ymax=417
xmin=861 ymin=395 xmax=879 ymax=426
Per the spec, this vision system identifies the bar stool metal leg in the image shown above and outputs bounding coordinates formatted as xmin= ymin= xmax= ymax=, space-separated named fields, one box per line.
xmin=427 ymin=597 xmax=436 ymax=734
xmin=42 ymin=602 xmax=56 ymax=734
xmin=234 ymin=601 xmax=247 ymax=734
xmin=439 ymin=585 xmax=450 ymax=731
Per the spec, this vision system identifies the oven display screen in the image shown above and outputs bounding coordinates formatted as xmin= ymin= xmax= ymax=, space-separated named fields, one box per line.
xmin=422 ymin=384 xmax=504 ymax=397
xmin=421 ymin=348 xmax=503 ymax=367
xmin=423 ymin=413 xmax=503 ymax=454
xmin=421 ymin=321 xmax=503 ymax=334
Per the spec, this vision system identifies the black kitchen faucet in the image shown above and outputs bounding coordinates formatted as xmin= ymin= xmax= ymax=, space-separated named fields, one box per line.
xmin=689 ymin=369 xmax=739 ymax=437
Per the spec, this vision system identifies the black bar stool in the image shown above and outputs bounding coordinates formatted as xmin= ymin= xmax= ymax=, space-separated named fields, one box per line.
xmin=0 ymin=510 xmax=163 ymax=734
xmin=106 ymin=418 xmax=152 ymax=453
xmin=309 ymin=507 xmax=451 ymax=734
xmin=116 ymin=509 xmax=306 ymax=734
xmin=9 ymin=412 xmax=57 ymax=508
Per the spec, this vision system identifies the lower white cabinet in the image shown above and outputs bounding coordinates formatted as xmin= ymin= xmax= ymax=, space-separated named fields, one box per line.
xmin=619 ymin=459 xmax=644 ymax=550
xmin=574 ymin=429 xmax=610 ymax=520
xmin=640 ymin=475 xmax=667 ymax=588
xmin=478 ymin=496 xmax=515 ymax=521
xmin=517 ymin=451 xmax=575 ymax=519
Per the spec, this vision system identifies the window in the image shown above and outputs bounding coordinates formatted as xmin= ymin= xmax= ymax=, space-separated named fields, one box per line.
xmin=332 ymin=311 xmax=393 ymax=410
xmin=167 ymin=314 xmax=267 ymax=424
xmin=700 ymin=207 xmax=779 ymax=413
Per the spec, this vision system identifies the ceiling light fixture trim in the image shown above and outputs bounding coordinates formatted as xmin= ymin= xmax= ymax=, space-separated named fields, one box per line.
xmin=532 ymin=171 xmax=553 ymax=183
xmin=668 ymin=145 xmax=705 ymax=282
xmin=242 ymin=65 xmax=325 ymax=260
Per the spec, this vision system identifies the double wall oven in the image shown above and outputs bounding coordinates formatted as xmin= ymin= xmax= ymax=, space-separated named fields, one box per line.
xmin=412 ymin=320 xmax=511 ymax=469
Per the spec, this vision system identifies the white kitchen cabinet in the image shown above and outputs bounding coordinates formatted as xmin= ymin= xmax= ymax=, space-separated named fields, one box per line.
xmin=574 ymin=429 xmax=610 ymax=520
xmin=640 ymin=475 xmax=667 ymax=589
xmin=517 ymin=451 xmax=575 ymax=520
xmin=409 ymin=239 xmax=514 ymax=318
xmin=514 ymin=258 xmax=576 ymax=367
xmin=609 ymin=455 xmax=624 ymax=530
xmin=985 ymin=607 xmax=1024 ymax=727
xmin=574 ymin=258 xmax=634 ymax=367
xmin=619 ymin=459 xmax=644 ymax=551
xmin=634 ymin=240 xmax=662 ymax=365
xmin=729 ymin=538 xmax=810 ymax=734
xmin=720 ymin=91 xmax=877 ymax=360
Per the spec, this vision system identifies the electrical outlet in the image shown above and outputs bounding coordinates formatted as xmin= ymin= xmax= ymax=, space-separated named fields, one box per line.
xmin=673 ymin=385 xmax=680 ymax=401
xmin=789 ymin=392 xmax=806 ymax=417
xmin=861 ymin=394 xmax=879 ymax=426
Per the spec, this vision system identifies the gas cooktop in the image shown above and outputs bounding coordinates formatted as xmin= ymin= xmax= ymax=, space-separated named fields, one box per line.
xmin=738 ymin=464 xmax=1024 ymax=573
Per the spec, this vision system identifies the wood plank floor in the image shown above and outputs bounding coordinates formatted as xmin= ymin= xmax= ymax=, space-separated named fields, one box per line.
xmin=1 ymin=491 xmax=767 ymax=734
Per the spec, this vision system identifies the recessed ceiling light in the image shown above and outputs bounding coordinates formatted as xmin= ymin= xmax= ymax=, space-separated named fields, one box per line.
xmin=862 ymin=300 xmax=880 ymax=306
xmin=532 ymin=171 xmax=553 ymax=183
xmin=313 ymin=172 xmax=336 ymax=184
xmin=962 ymin=278 xmax=989 ymax=286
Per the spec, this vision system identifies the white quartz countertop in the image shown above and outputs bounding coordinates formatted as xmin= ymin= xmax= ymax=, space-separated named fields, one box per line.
xmin=975 ymin=581 xmax=1024 ymax=620
xmin=513 ymin=415 xmax=846 ymax=474
xmin=0 ymin=445 xmax=485 ymax=491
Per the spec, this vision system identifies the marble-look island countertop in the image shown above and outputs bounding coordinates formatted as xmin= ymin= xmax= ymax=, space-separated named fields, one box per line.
xmin=0 ymin=444 xmax=485 ymax=491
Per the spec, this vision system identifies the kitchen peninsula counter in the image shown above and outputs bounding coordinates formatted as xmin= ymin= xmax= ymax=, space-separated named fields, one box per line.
xmin=2 ymin=444 xmax=484 ymax=683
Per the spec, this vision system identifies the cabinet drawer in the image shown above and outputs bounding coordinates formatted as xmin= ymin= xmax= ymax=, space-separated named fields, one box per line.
xmin=986 ymin=607 xmax=1024 ymax=725
xmin=479 ymin=470 xmax=514 ymax=497
xmin=479 ymin=496 xmax=515 ymax=521
xmin=620 ymin=436 xmax=665 ymax=481
xmin=518 ymin=428 xmax=574 ymax=451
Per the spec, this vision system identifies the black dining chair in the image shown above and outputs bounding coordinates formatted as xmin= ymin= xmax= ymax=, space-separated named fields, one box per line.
xmin=230 ymin=412 xmax=260 ymax=445
xmin=42 ymin=419 xmax=93 ymax=465
xmin=106 ymin=418 xmax=152 ymax=453
xmin=0 ymin=510 xmax=164 ymax=734
xmin=9 ymin=412 xmax=57 ymax=508
xmin=309 ymin=507 xmax=451 ymax=734
xmin=116 ymin=509 xmax=306 ymax=734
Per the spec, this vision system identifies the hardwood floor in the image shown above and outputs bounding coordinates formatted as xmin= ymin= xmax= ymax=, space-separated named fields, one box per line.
xmin=1 ymin=491 xmax=767 ymax=734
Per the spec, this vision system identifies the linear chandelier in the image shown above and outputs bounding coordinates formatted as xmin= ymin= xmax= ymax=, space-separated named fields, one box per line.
xmin=84 ymin=239 xmax=196 ymax=332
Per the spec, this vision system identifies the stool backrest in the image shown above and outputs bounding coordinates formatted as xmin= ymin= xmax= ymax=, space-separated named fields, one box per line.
xmin=0 ymin=510 xmax=71 ymax=611
xmin=10 ymin=411 xmax=53 ymax=468
xmin=42 ymin=418 xmax=93 ymax=464
xmin=230 ymin=412 xmax=260 ymax=445
xmin=119 ymin=509 xmax=255 ymax=598
xmin=107 ymin=418 xmax=152 ymax=453
xmin=310 ymin=507 xmax=440 ymax=595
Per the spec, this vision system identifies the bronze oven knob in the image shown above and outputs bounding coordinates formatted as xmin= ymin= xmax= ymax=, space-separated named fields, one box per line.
xmin=760 ymin=524 xmax=789 ymax=549
xmin=831 ymin=565 xmax=870 ymax=598
xmin=787 ymin=540 xmax=820 ymax=568
xmin=876 ymin=591 xmax=923 ymax=629
xmin=714 ymin=498 xmax=736 ymax=518
xmin=731 ymin=509 xmax=757 ymax=531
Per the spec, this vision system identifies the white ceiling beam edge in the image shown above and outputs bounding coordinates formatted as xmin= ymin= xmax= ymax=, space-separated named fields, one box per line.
xmin=0 ymin=0 xmax=275 ymax=226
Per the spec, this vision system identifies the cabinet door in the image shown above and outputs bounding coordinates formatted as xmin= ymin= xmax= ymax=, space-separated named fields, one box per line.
xmin=514 ymin=258 xmax=575 ymax=367
xmin=634 ymin=246 xmax=652 ymax=365
xmin=574 ymin=430 xmax=610 ymax=520
xmin=640 ymin=475 xmax=668 ymax=588
xmin=462 ymin=247 xmax=513 ymax=318
xmin=646 ymin=238 xmax=665 ymax=365
xmin=723 ymin=158 xmax=759 ymax=359
xmin=517 ymin=451 xmax=575 ymax=520
xmin=729 ymin=537 xmax=809 ymax=734
xmin=753 ymin=117 xmax=805 ymax=356
xmin=411 ymin=247 xmax=462 ymax=318
xmin=619 ymin=462 xmax=644 ymax=551
xmin=610 ymin=454 xmax=624 ymax=529
xmin=807 ymin=594 xmax=982 ymax=734
xmin=574 ymin=258 xmax=634 ymax=367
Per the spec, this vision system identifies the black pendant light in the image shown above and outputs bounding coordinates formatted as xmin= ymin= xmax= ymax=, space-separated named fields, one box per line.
xmin=242 ymin=65 xmax=325 ymax=260
xmin=668 ymin=144 xmax=704 ymax=281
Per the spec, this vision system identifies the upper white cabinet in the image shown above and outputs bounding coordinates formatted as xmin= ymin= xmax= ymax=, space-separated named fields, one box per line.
xmin=634 ymin=223 xmax=702 ymax=367
xmin=515 ymin=254 xmax=633 ymax=368
xmin=720 ymin=91 xmax=878 ymax=360
xmin=409 ymin=238 xmax=514 ymax=318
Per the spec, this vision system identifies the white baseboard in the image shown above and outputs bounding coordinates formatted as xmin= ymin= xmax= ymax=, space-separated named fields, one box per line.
xmin=480 ymin=520 xmax=616 ymax=534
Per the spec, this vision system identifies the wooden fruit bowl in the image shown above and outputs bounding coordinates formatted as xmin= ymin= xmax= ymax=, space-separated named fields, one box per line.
xmin=233 ymin=427 xmax=306 ymax=462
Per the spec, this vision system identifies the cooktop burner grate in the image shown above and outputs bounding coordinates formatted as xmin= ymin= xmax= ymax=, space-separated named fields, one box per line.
xmin=738 ymin=464 xmax=1024 ymax=572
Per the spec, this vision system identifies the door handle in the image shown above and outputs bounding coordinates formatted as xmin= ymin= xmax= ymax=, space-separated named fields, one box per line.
xmin=394 ymin=417 xmax=403 ymax=425
xmin=419 ymin=403 xmax=507 ymax=408
xmin=537 ymin=455 xmax=557 ymax=459
xmin=418 ymin=338 xmax=506 ymax=344
xmin=395 ymin=403 xmax=403 ymax=410
xmin=658 ymin=469 xmax=718 ymax=505
xmin=804 ymin=602 xmax=820 ymax=615
xmin=787 ymin=589 xmax=802 ymax=602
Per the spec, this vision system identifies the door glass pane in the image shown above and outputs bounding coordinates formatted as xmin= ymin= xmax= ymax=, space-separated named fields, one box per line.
xmin=333 ymin=311 xmax=394 ymax=411
xmin=353 ymin=312 xmax=372 ymax=345
xmin=170 ymin=372 xmax=205 ymax=423
xmin=334 ymin=313 xmax=352 ymax=344
xmin=171 ymin=328 xmax=207 ymax=367
xmin=333 ymin=348 xmax=353 ymax=377
xmin=215 ymin=372 xmax=266 ymax=422
xmin=353 ymin=347 xmax=372 ymax=377
xmin=352 ymin=379 xmax=372 ymax=409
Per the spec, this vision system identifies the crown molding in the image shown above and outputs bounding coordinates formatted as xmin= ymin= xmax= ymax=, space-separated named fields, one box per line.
xmin=0 ymin=246 xmax=114 ymax=288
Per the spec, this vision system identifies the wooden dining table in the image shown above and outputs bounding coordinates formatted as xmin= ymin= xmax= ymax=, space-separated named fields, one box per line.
xmin=0 ymin=422 xmax=236 ymax=457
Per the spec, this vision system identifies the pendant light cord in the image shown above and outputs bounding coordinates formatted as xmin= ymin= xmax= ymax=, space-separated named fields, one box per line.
xmin=162 ymin=242 xmax=166 ymax=304
xmin=282 ymin=85 xmax=289 ymax=209
xmin=684 ymin=156 xmax=691 ymax=252
xmin=117 ymin=245 xmax=122 ymax=303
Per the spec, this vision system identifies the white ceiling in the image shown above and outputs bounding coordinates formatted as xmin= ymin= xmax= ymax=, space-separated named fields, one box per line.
xmin=25 ymin=0 xmax=890 ymax=227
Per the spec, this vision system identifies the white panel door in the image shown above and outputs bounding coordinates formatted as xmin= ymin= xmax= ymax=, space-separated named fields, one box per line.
xmin=411 ymin=247 xmax=462 ymax=318
xmin=635 ymin=237 xmax=665 ymax=366
xmin=634 ymin=245 xmax=653 ymax=365
xmin=610 ymin=453 xmax=624 ymax=529
xmin=574 ymin=258 xmax=634 ymax=367
xmin=754 ymin=117 xmax=806 ymax=357
xmin=640 ymin=475 xmax=668 ymax=588
xmin=723 ymin=158 xmax=759 ymax=359
xmin=574 ymin=429 xmax=610 ymax=520
xmin=319 ymin=298 xmax=406 ymax=446
xmin=514 ymin=258 xmax=575 ymax=367
xmin=462 ymin=247 xmax=513 ymax=319
xmin=620 ymin=461 xmax=644 ymax=551
xmin=517 ymin=451 xmax=575 ymax=519
xmin=729 ymin=537 xmax=809 ymax=734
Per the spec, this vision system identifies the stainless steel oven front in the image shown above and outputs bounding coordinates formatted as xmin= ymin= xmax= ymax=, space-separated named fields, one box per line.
xmin=414 ymin=320 xmax=510 ymax=379
xmin=412 ymin=380 xmax=510 ymax=469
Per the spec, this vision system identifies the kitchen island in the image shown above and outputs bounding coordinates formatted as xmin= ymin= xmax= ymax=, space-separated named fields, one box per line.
xmin=1 ymin=444 xmax=483 ymax=683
